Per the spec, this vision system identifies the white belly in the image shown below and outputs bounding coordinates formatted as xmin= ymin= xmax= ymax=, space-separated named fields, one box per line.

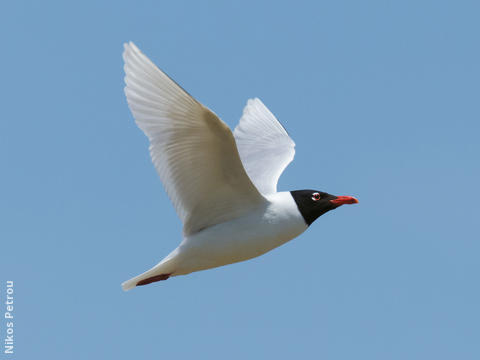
xmin=171 ymin=192 xmax=308 ymax=276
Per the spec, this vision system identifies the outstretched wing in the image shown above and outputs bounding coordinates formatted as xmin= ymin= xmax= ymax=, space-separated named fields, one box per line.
xmin=123 ymin=42 xmax=265 ymax=235
xmin=233 ymin=98 xmax=295 ymax=195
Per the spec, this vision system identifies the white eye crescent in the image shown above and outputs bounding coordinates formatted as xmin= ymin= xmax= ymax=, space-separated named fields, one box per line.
xmin=312 ymin=192 xmax=321 ymax=201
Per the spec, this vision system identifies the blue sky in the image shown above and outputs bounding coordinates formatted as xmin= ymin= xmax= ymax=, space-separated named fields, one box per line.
xmin=1 ymin=0 xmax=479 ymax=359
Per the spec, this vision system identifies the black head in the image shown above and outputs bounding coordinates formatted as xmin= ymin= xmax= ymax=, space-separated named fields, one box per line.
xmin=290 ymin=190 xmax=358 ymax=226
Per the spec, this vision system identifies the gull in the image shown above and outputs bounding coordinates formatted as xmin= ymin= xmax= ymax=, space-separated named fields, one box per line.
xmin=121 ymin=42 xmax=358 ymax=291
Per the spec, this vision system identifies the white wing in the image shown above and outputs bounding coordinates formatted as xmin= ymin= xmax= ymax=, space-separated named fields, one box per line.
xmin=123 ymin=42 xmax=264 ymax=236
xmin=233 ymin=98 xmax=295 ymax=195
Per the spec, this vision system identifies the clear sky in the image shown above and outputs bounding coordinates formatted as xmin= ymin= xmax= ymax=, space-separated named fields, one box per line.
xmin=1 ymin=1 xmax=479 ymax=359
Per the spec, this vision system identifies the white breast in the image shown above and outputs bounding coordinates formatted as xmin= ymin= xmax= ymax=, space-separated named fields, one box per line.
xmin=172 ymin=192 xmax=308 ymax=275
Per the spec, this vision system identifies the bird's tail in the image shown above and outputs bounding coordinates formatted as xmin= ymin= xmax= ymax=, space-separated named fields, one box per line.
xmin=121 ymin=258 xmax=175 ymax=291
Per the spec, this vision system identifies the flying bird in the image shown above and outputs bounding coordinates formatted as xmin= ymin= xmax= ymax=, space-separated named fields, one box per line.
xmin=121 ymin=42 xmax=358 ymax=291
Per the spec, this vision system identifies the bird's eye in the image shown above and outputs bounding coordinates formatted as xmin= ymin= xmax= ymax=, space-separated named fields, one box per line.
xmin=312 ymin=192 xmax=321 ymax=201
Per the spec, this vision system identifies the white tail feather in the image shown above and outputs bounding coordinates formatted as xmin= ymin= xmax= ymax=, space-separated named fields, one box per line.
xmin=121 ymin=257 xmax=176 ymax=291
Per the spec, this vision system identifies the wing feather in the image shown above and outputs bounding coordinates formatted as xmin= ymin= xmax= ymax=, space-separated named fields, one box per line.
xmin=123 ymin=42 xmax=264 ymax=235
xmin=233 ymin=98 xmax=295 ymax=195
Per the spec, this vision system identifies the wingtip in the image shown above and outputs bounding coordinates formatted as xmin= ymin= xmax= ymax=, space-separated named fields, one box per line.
xmin=123 ymin=41 xmax=140 ymax=53
xmin=122 ymin=42 xmax=131 ymax=60
xmin=129 ymin=41 xmax=140 ymax=53
xmin=247 ymin=97 xmax=261 ymax=106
